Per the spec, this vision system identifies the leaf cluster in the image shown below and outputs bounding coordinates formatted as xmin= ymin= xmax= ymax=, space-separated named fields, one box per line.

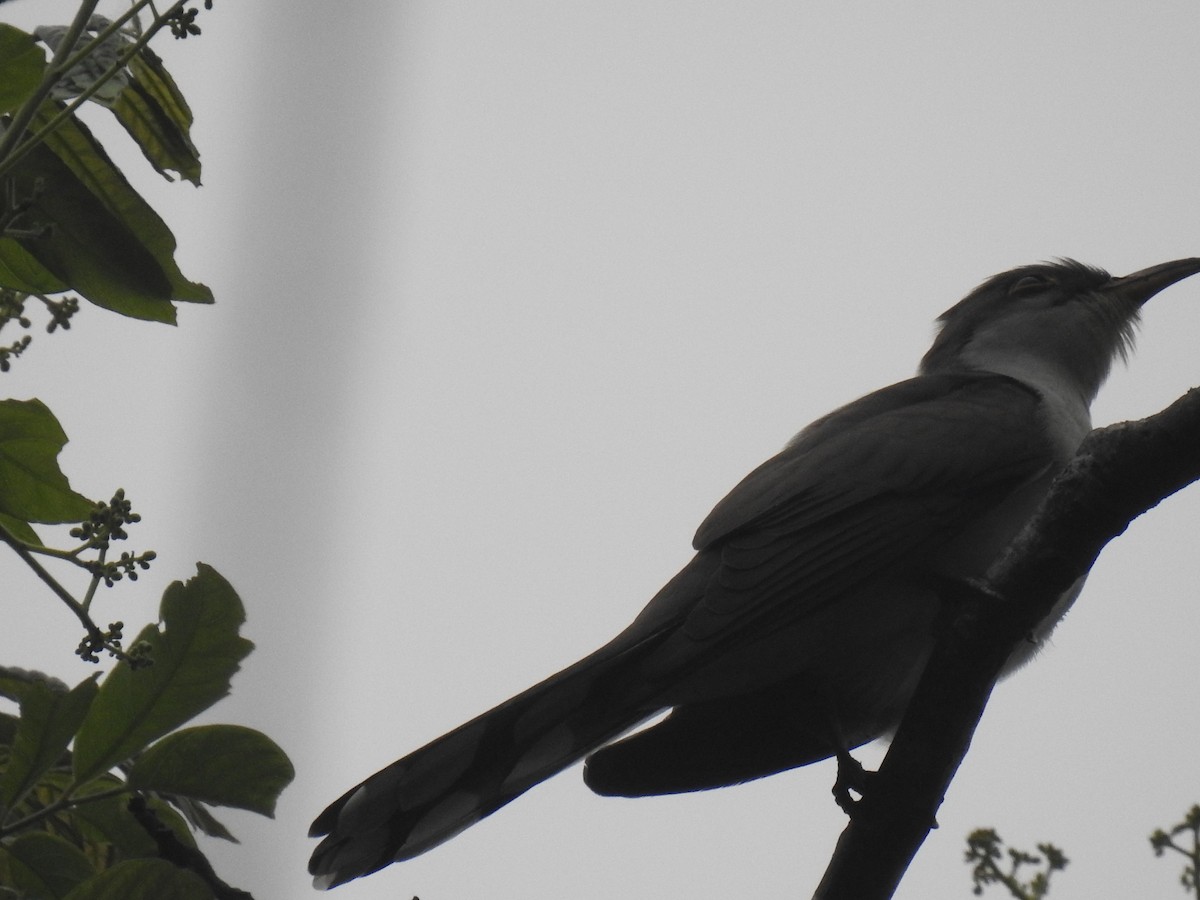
xmin=0 ymin=4 xmax=211 ymax=366
xmin=964 ymin=828 xmax=1068 ymax=900
xmin=0 ymin=399 xmax=158 ymax=666
xmin=0 ymin=566 xmax=294 ymax=900
xmin=0 ymin=4 xmax=295 ymax=898
xmin=964 ymin=804 xmax=1200 ymax=899
xmin=1151 ymin=804 xmax=1200 ymax=897
xmin=0 ymin=398 xmax=293 ymax=899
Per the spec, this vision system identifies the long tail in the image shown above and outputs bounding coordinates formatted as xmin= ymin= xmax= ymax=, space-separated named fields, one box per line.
xmin=308 ymin=633 xmax=667 ymax=889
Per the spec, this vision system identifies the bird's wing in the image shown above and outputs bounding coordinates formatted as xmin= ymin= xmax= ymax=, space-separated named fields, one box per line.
xmin=630 ymin=373 xmax=1057 ymax=647
xmin=697 ymin=372 xmax=1050 ymax=547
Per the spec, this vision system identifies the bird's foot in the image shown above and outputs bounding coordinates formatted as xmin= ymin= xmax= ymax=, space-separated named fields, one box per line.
xmin=832 ymin=748 xmax=876 ymax=815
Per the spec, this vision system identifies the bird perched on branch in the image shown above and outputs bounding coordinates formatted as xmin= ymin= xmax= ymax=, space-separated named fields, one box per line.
xmin=310 ymin=257 xmax=1200 ymax=889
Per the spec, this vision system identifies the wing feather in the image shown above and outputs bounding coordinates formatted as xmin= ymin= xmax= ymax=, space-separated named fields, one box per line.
xmin=675 ymin=373 xmax=1056 ymax=643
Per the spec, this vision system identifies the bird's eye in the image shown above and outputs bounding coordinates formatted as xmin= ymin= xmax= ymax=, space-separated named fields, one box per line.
xmin=1007 ymin=274 xmax=1051 ymax=297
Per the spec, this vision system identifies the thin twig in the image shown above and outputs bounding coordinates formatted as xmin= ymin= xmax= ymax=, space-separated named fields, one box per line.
xmin=0 ymin=522 xmax=104 ymax=644
xmin=0 ymin=783 xmax=130 ymax=835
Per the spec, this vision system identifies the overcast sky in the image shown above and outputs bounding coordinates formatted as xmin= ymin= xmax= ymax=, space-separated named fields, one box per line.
xmin=4 ymin=2 xmax=1200 ymax=898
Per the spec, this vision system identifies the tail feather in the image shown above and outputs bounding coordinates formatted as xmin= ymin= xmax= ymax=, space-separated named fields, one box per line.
xmin=308 ymin=634 xmax=666 ymax=889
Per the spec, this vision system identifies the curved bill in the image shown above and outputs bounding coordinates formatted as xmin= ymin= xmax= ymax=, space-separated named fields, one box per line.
xmin=1111 ymin=257 xmax=1200 ymax=307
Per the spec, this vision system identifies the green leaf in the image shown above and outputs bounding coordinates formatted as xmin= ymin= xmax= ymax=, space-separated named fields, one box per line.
xmin=70 ymin=787 xmax=197 ymax=860
xmin=0 ymin=399 xmax=94 ymax=525
xmin=0 ymin=832 xmax=95 ymax=900
xmin=72 ymin=565 xmax=253 ymax=783
xmin=7 ymin=119 xmax=177 ymax=322
xmin=0 ymin=665 xmax=70 ymax=704
xmin=0 ymin=25 xmax=46 ymax=115
xmin=129 ymin=725 xmax=294 ymax=817
xmin=111 ymin=47 xmax=201 ymax=185
xmin=163 ymin=794 xmax=236 ymax=842
xmin=0 ymin=510 xmax=42 ymax=545
xmin=31 ymin=103 xmax=213 ymax=306
xmin=6 ymin=102 xmax=213 ymax=320
xmin=0 ymin=237 xmax=70 ymax=294
xmin=0 ymin=710 xmax=19 ymax=745
xmin=1 ymin=675 xmax=98 ymax=810
xmin=60 ymin=859 xmax=212 ymax=900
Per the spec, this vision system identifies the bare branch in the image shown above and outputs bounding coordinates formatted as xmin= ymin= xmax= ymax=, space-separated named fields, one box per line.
xmin=812 ymin=387 xmax=1200 ymax=899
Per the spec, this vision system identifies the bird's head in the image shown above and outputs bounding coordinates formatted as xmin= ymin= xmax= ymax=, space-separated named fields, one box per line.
xmin=920 ymin=257 xmax=1200 ymax=403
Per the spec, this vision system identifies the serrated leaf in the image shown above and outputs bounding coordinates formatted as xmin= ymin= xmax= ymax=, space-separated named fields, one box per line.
xmin=60 ymin=858 xmax=212 ymax=900
xmin=0 ymin=832 xmax=95 ymax=900
xmin=0 ymin=399 xmax=94 ymax=525
xmin=1 ymin=675 xmax=98 ymax=810
xmin=72 ymin=565 xmax=253 ymax=783
xmin=0 ymin=25 xmax=46 ymax=115
xmin=111 ymin=47 xmax=201 ymax=185
xmin=129 ymin=724 xmax=294 ymax=817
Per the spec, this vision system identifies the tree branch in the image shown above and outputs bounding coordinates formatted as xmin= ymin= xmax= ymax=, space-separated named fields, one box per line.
xmin=812 ymin=386 xmax=1200 ymax=899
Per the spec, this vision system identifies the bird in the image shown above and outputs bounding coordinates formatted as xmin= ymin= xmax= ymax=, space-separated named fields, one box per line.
xmin=309 ymin=256 xmax=1200 ymax=889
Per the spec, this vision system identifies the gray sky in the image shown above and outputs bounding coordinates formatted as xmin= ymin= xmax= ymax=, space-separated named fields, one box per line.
xmin=4 ymin=1 xmax=1200 ymax=898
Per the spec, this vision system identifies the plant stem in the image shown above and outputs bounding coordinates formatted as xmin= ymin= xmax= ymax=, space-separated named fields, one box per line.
xmin=0 ymin=0 xmax=188 ymax=178
xmin=0 ymin=783 xmax=130 ymax=836
xmin=0 ymin=523 xmax=106 ymax=646
xmin=0 ymin=0 xmax=103 ymax=162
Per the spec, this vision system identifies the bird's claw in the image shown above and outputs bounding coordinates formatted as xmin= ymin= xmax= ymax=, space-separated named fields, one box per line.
xmin=832 ymin=748 xmax=876 ymax=815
